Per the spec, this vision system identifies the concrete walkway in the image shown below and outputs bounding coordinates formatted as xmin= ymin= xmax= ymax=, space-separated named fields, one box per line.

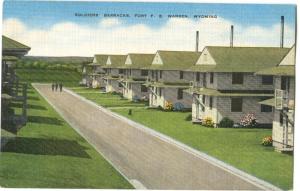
xmin=33 ymin=84 xmax=280 ymax=190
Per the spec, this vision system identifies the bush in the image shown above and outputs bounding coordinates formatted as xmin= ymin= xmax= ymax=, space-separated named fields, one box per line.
xmin=185 ymin=114 xmax=192 ymax=121
xmin=202 ymin=116 xmax=214 ymax=127
xmin=164 ymin=101 xmax=173 ymax=111
xmin=219 ymin=117 xmax=234 ymax=128
xmin=240 ymin=113 xmax=258 ymax=128
xmin=262 ymin=136 xmax=272 ymax=146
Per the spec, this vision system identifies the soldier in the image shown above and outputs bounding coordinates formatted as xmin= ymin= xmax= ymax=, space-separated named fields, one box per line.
xmin=51 ymin=83 xmax=55 ymax=91
xmin=59 ymin=82 xmax=63 ymax=92
xmin=55 ymin=82 xmax=58 ymax=91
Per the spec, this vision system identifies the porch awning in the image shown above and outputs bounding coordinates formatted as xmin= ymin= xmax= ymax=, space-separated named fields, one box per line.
xmin=192 ymin=88 xmax=274 ymax=97
xmin=259 ymin=98 xmax=275 ymax=107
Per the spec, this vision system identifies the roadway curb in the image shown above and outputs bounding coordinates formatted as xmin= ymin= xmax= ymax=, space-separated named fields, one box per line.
xmin=64 ymin=87 xmax=283 ymax=191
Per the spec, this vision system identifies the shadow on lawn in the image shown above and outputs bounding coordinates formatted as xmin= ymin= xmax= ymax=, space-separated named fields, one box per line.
xmin=27 ymin=96 xmax=40 ymax=101
xmin=1 ymin=137 xmax=91 ymax=158
xmin=28 ymin=116 xmax=63 ymax=126
xmin=10 ymin=102 xmax=47 ymax=110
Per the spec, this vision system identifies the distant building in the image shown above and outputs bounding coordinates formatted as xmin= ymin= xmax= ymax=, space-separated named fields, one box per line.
xmin=145 ymin=51 xmax=201 ymax=109
xmin=119 ymin=53 xmax=154 ymax=101
xmin=86 ymin=54 xmax=109 ymax=89
xmin=102 ymin=55 xmax=127 ymax=93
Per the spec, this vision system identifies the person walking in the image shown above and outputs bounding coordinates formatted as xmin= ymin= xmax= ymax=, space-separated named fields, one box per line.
xmin=51 ymin=83 xmax=55 ymax=91
xmin=55 ymin=82 xmax=58 ymax=91
xmin=59 ymin=82 xmax=63 ymax=92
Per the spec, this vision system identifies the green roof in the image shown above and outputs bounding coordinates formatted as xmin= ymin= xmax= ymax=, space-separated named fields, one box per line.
xmin=259 ymin=98 xmax=275 ymax=107
xmin=2 ymin=56 xmax=18 ymax=61
xmin=2 ymin=36 xmax=31 ymax=51
xmin=255 ymin=65 xmax=295 ymax=76
xmin=146 ymin=51 xmax=201 ymax=70
xmin=121 ymin=54 xmax=154 ymax=69
xmin=189 ymin=46 xmax=290 ymax=72
xmin=93 ymin=54 xmax=109 ymax=65
xmin=103 ymin=55 xmax=127 ymax=68
xmin=191 ymin=88 xmax=274 ymax=97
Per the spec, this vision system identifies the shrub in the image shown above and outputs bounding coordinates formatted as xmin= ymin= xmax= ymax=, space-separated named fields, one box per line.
xmin=219 ymin=117 xmax=234 ymax=128
xmin=164 ymin=101 xmax=173 ymax=111
xmin=185 ymin=114 xmax=192 ymax=121
xmin=202 ymin=116 xmax=214 ymax=127
xmin=240 ymin=113 xmax=258 ymax=128
xmin=262 ymin=136 xmax=272 ymax=146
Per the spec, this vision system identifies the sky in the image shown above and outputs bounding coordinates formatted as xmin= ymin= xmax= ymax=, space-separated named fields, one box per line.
xmin=2 ymin=1 xmax=296 ymax=56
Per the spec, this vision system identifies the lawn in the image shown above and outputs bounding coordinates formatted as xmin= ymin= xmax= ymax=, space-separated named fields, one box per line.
xmin=69 ymin=87 xmax=148 ymax=108
xmin=1 ymin=76 xmax=132 ymax=188
xmin=107 ymin=107 xmax=293 ymax=190
xmin=16 ymin=69 xmax=82 ymax=87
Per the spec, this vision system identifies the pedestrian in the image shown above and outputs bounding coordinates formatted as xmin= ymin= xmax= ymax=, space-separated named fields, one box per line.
xmin=59 ymin=82 xmax=63 ymax=92
xmin=55 ymin=82 xmax=58 ymax=91
xmin=51 ymin=83 xmax=54 ymax=91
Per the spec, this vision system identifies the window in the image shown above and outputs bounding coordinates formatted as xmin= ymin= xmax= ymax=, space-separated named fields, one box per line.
xmin=141 ymin=70 xmax=148 ymax=76
xmin=152 ymin=71 xmax=154 ymax=79
xmin=158 ymin=88 xmax=162 ymax=97
xmin=231 ymin=98 xmax=243 ymax=112
xmin=210 ymin=73 xmax=214 ymax=84
xmin=281 ymin=76 xmax=290 ymax=91
xmin=260 ymin=97 xmax=273 ymax=112
xmin=202 ymin=95 xmax=206 ymax=105
xmin=119 ymin=69 xmax=124 ymax=74
xmin=232 ymin=73 xmax=244 ymax=84
xmin=180 ymin=71 xmax=184 ymax=79
xmin=159 ymin=70 xmax=163 ymax=79
xmin=261 ymin=104 xmax=273 ymax=112
xmin=209 ymin=97 xmax=213 ymax=109
xmin=196 ymin=72 xmax=200 ymax=81
xmin=262 ymin=75 xmax=273 ymax=85
xmin=280 ymin=113 xmax=284 ymax=126
xmin=141 ymin=85 xmax=148 ymax=92
xmin=177 ymin=89 xmax=183 ymax=100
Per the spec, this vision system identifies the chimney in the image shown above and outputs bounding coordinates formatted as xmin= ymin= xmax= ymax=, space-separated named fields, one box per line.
xmin=230 ymin=25 xmax=234 ymax=47
xmin=280 ymin=16 xmax=284 ymax=48
xmin=195 ymin=31 xmax=199 ymax=52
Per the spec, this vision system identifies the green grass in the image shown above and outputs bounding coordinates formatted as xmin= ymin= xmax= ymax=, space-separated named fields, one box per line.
xmin=108 ymin=107 xmax=293 ymax=190
xmin=1 ymin=70 xmax=132 ymax=188
xmin=16 ymin=68 xmax=82 ymax=87
xmin=73 ymin=88 xmax=293 ymax=189
xmin=69 ymin=87 xmax=148 ymax=108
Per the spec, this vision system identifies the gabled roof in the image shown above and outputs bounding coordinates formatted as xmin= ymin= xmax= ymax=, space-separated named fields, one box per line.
xmin=255 ymin=45 xmax=295 ymax=76
xmin=2 ymin=35 xmax=31 ymax=51
xmin=103 ymin=55 xmax=127 ymax=68
xmin=147 ymin=50 xmax=201 ymax=70
xmin=89 ymin=54 xmax=109 ymax=66
xmin=122 ymin=53 xmax=155 ymax=69
xmin=190 ymin=46 xmax=290 ymax=72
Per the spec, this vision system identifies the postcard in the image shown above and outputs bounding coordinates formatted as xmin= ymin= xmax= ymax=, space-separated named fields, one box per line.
xmin=1 ymin=1 xmax=296 ymax=190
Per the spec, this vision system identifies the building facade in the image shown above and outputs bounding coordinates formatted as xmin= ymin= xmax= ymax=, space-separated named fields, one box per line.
xmin=188 ymin=46 xmax=290 ymax=126
xmin=257 ymin=45 xmax=295 ymax=151
xmin=120 ymin=54 xmax=154 ymax=101
xmin=145 ymin=51 xmax=201 ymax=109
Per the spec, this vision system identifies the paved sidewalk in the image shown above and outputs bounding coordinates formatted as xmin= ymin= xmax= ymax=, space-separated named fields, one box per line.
xmin=33 ymin=84 xmax=279 ymax=190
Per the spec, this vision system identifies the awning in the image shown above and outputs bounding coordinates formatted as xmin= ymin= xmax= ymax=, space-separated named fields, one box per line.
xmin=259 ymin=98 xmax=275 ymax=107
xmin=192 ymin=88 xmax=274 ymax=97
